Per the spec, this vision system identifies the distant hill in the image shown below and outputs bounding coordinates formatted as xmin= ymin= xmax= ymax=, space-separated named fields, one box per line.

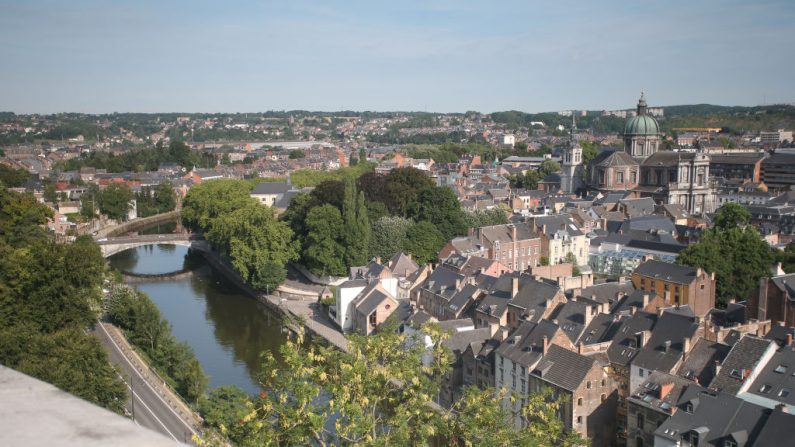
xmin=489 ymin=104 xmax=795 ymax=135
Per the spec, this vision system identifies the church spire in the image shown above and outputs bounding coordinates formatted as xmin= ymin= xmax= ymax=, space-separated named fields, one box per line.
xmin=570 ymin=111 xmax=578 ymax=144
xmin=637 ymin=92 xmax=647 ymax=116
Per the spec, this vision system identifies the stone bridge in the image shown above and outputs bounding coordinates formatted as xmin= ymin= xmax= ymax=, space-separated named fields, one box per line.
xmin=97 ymin=234 xmax=206 ymax=257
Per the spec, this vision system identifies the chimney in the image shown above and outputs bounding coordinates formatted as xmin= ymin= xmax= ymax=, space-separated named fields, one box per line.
xmin=787 ymin=333 xmax=793 ymax=347
xmin=683 ymin=338 xmax=691 ymax=359
xmin=714 ymin=360 xmax=722 ymax=378
xmin=776 ymin=403 xmax=790 ymax=414
xmin=375 ymin=257 xmax=381 ymax=265
xmin=578 ymin=342 xmax=584 ymax=354
xmin=659 ymin=382 xmax=674 ymax=400
xmin=512 ymin=277 xmax=519 ymax=298
xmin=514 ymin=335 xmax=522 ymax=345
xmin=542 ymin=335 xmax=549 ymax=355
xmin=663 ymin=340 xmax=671 ymax=353
xmin=656 ymin=306 xmax=663 ymax=317
xmin=642 ymin=293 xmax=650 ymax=308
xmin=542 ymin=224 xmax=547 ymax=236
xmin=584 ymin=306 xmax=594 ymax=327
xmin=618 ymin=276 xmax=626 ymax=284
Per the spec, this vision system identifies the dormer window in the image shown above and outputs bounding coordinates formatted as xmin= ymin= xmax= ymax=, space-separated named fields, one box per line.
xmin=685 ymin=402 xmax=694 ymax=413
xmin=724 ymin=440 xmax=737 ymax=447
xmin=759 ymin=384 xmax=772 ymax=394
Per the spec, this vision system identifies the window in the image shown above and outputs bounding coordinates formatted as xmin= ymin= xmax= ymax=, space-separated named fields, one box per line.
xmin=774 ymin=364 xmax=788 ymax=374
xmin=601 ymin=379 xmax=606 ymax=387
xmin=617 ymin=171 xmax=624 ymax=183
xmin=577 ymin=416 xmax=582 ymax=424
xmin=637 ymin=413 xmax=644 ymax=430
xmin=779 ymin=388 xmax=790 ymax=398
xmin=725 ymin=440 xmax=737 ymax=447
xmin=639 ymin=368 xmax=645 ymax=377
xmin=601 ymin=394 xmax=606 ymax=402
xmin=577 ymin=397 xmax=583 ymax=406
xmin=685 ymin=402 xmax=694 ymax=413
xmin=631 ymin=171 xmax=637 ymax=184
xmin=760 ymin=384 xmax=772 ymax=394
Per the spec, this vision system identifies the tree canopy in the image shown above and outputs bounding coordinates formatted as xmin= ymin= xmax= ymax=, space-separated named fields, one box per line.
xmin=0 ymin=186 xmax=127 ymax=412
xmin=678 ymin=203 xmax=774 ymax=307
xmin=197 ymin=320 xmax=587 ymax=447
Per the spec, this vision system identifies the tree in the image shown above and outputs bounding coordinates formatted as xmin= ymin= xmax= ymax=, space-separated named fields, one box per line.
xmin=382 ymin=167 xmax=435 ymax=216
xmin=197 ymin=320 xmax=587 ymax=446
xmin=100 ymin=183 xmax=133 ymax=221
xmin=303 ymin=204 xmax=347 ymax=276
xmin=539 ymin=160 xmax=560 ymax=177
xmin=79 ymin=184 xmax=100 ymax=220
xmin=678 ymin=225 xmax=774 ymax=307
xmin=464 ymin=208 xmax=510 ymax=229
xmin=403 ymin=221 xmax=445 ymax=265
xmin=43 ymin=182 xmax=57 ymax=203
xmin=289 ymin=150 xmax=306 ymax=159
xmin=153 ymin=181 xmax=177 ymax=214
xmin=408 ymin=187 xmax=467 ymax=241
xmin=342 ymin=179 xmax=371 ymax=267
xmin=207 ymin=201 xmax=298 ymax=290
xmin=198 ymin=385 xmax=250 ymax=444
xmin=181 ymin=179 xmax=253 ymax=232
xmin=370 ymin=216 xmax=413 ymax=260
xmin=0 ymin=165 xmax=31 ymax=187
xmin=713 ymin=202 xmax=750 ymax=230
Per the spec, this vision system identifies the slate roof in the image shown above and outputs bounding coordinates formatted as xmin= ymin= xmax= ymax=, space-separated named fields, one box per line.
xmin=252 ymin=182 xmax=291 ymax=194
xmin=444 ymin=327 xmax=492 ymax=355
xmin=619 ymin=215 xmax=677 ymax=234
xmin=710 ymin=335 xmax=776 ymax=395
xmin=633 ymin=259 xmax=701 ymax=285
xmin=549 ymin=300 xmax=592 ymax=344
xmin=619 ymin=197 xmax=656 ymax=217
xmin=654 ymin=389 xmax=776 ymax=446
xmin=495 ymin=319 xmax=559 ymax=368
xmin=353 ymin=284 xmax=394 ymax=316
xmin=387 ymin=252 xmax=419 ymax=278
xmin=507 ymin=277 xmax=562 ymax=323
xmin=581 ymin=313 xmax=624 ymax=346
xmin=579 ymin=281 xmax=636 ymax=306
xmin=629 ymin=371 xmax=704 ymax=416
xmin=606 ymin=311 xmax=658 ymax=366
xmin=764 ymin=325 xmax=795 ymax=347
xmin=531 ymin=344 xmax=595 ymax=392
xmin=447 ymin=284 xmax=481 ymax=316
xmin=676 ymin=339 xmax=731 ymax=386
xmin=745 ymin=345 xmax=795 ymax=407
xmin=632 ymin=311 xmax=699 ymax=373
xmin=421 ymin=266 xmax=465 ymax=299
xmin=753 ymin=408 xmax=795 ymax=446
xmin=641 ymin=150 xmax=699 ymax=167
xmin=533 ymin=214 xmax=583 ymax=238
xmin=592 ymin=150 xmax=638 ymax=168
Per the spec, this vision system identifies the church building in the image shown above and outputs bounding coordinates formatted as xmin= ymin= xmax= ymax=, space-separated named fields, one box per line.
xmin=587 ymin=93 xmax=717 ymax=215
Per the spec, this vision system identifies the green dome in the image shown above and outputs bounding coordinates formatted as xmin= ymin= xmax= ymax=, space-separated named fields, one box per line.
xmin=624 ymin=114 xmax=660 ymax=135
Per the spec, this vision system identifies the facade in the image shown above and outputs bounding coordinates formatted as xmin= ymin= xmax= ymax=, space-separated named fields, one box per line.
xmin=532 ymin=214 xmax=588 ymax=266
xmin=761 ymin=152 xmax=795 ymax=191
xmin=709 ymin=152 xmax=765 ymax=182
xmin=631 ymin=260 xmax=716 ymax=317
xmin=747 ymin=272 xmax=795 ymax=327
xmin=472 ymin=223 xmax=541 ymax=272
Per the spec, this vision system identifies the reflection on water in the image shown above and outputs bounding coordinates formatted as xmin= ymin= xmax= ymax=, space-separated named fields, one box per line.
xmin=108 ymin=244 xmax=189 ymax=275
xmin=108 ymin=245 xmax=286 ymax=395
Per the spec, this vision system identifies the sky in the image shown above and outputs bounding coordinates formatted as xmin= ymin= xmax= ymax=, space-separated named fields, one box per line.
xmin=1 ymin=0 xmax=794 ymax=114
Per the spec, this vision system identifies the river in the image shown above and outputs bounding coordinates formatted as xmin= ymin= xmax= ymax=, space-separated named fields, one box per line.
xmin=108 ymin=244 xmax=286 ymax=395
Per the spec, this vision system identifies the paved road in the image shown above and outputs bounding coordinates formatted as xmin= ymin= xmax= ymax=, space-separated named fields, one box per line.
xmin=94 ymin=322 xmax=200 ymax=444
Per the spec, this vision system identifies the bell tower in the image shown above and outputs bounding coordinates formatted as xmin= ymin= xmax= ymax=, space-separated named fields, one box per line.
xmin=560 ymin=113 xmax=583 ymax=194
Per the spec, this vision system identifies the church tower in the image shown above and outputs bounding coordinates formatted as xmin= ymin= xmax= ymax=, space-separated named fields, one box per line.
xmin=560 ymin=113 xmax=583 ymax=194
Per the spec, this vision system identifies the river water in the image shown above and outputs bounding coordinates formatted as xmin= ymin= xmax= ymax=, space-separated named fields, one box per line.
xmin=108 ymin=244 xmax=286 ymax=395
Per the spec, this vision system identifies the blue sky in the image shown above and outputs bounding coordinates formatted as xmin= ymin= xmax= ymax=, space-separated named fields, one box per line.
xmin=1 ymin=0 xmax=793 ymax=113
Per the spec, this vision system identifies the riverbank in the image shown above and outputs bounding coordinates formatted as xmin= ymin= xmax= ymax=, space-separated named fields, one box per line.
xmin=196 ymin=247 xmax=350 ymax=352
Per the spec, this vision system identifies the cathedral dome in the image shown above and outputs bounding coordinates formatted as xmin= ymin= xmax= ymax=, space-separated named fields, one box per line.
xmin=624 ymin=114 xmax=660 ymax=136
xmin=623 ymin=92 xmax=659 ymax=136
